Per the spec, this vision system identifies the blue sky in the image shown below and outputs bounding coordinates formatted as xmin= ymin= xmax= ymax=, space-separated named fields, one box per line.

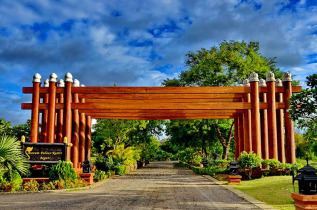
xmin=0 ymin=0 xmax=316 ymax=125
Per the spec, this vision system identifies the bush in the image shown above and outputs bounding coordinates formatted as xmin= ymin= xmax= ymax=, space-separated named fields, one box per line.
xmin=262 ymin=159 xmax=281 ymax=170
xmin=113 ymin=165 xmax=129 ymax=175
xmin=40 ymin=181 xmax=56 ymax=190
xmin=95 ymin=156 xmax=115 ymax=171
xmin=49 ymin=161 xmax=76 ymax=181
xmin=23 ymin=179 xmax=39 ymax=191
xmin=0 ymin=180 xmax=14 ymax=192
xmin=94 ymin=169 xmax=108 ymax=182
xmin=176 ymin=148 xmax=202 ymax=165
xmin=237 ymin=151 xmax=262 ymax=180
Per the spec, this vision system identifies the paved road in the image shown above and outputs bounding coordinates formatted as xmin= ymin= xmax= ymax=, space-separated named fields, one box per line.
xmin=0 ymin=161 xmax=259 ymax=209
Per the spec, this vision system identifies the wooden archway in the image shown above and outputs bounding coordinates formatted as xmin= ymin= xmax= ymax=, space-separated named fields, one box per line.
xmin=22 ymin=72 xmax=301 ymax=169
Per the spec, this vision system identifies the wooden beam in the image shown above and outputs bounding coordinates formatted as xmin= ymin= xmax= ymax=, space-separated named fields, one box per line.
xmin=250 ymin=77 xmax=261 ymax=156
xmin=89 ymin=115 xmax=235 ymax=120
xmin=276 ymin=92 xmax=285 ymax=163
xmin=30 ymin=81 xmax=40 ymax=143
xmin=267 ymin=79 xmax=278 ymax=159
xmin=260 ymin=92 xmax=269 ymax=160
xmin=63 ymin=80 xmax=72 ymax=161
xmin=47 ymin=79 xmax=57 ymax=143
xmin=85 ymin=98 xmax=243 ymax=103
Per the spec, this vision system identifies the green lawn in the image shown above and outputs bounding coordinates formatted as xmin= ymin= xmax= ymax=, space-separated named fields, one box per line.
xmin=232 ymin=176 xmax=298 ymax=210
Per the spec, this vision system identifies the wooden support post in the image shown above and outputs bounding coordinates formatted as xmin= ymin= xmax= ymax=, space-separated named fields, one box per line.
xmin=56 ymin=79 xmax=65 ymax=143
xmin=47 ymin=73 xmax=57 ymax=143
xmin=259 ymin=79 xmax=269 ymax=160
xmin=63 ymin=73 xmax=73 ymax=161
xmin=234 ymin=116 xmax=239 ymax=160
xmin=266 ymin=72 xmax=278 ymax=159
xmin=79 ymin=87 xmax=86 ymax=165
xmin=40 ymin=80 xmax=49 ymax=143
xmin=238 ymin=113 xmax=244 ymax=155
xmin=283 ymin=72 xmax=296 ymax=163
xmin=243 ymin=79 xmax=251 ymax=152
xmin=276 ymin=79 xmax=285 ymax=163
xmin=85 ymin=116 xmax=92 ymax=161
xmin=250 ymin=73 xmax=261 ymax=157
xmin=30 ymin=73 xmax=41 ymax=143
xmin=72 ymin=79 xmax=80 ymax=169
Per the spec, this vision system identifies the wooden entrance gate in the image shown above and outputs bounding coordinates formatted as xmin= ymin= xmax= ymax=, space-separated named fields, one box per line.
xmin=22 ymin=72 xmax=301 ymax=169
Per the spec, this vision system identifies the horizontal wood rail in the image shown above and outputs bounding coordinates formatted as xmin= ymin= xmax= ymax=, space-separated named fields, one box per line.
xmin=88 ymin=115 xmax=236 ymax=120
xmin=22 ymin=86 xmax=302 ymax=94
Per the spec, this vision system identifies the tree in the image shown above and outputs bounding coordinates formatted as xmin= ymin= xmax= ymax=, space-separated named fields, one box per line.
xmin=163 ymin=40 xmax=283 ymax=159
xmin=11 ymin=119 xmax=31 ymax=142
xmin=0 ymin=118 xmax=12 ymax=136
xmin=289 ymin=73 xmax=317 ymax=158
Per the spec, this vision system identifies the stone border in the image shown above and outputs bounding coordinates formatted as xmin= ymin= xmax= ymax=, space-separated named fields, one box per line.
xmin=202 ymin=175 xmax=276 ymax=210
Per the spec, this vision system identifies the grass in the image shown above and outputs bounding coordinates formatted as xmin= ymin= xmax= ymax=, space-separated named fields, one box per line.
xmin=232 ymin=176 xmax=298 ymax=210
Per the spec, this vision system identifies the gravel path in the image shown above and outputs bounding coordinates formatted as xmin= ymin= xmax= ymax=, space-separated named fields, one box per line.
xmin=0 ymin=161 xmax=259 ymax=209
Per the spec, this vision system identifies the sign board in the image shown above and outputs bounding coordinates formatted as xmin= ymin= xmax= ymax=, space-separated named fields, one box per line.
xmin=22 ymin=142 xmax=67 ymax=164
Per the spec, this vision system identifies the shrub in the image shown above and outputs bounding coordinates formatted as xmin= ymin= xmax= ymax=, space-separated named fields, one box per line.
xmin=49 ymin=161 xmax=76 ymax=181
xmin=106 ymin=171 xmax=112 ymax=178
xmin=40 ymin=181 xmax=56 ymax=191
xmin=23 ymin=179 xmax=39 ymax=191
xmin=262 ymin=159 xmax=281 ymax=170
xmin=191 ymin=166 xmax=206 ymax=175
xmin=94 ymin=169 xmax=108 ymax=182
xmin=237 ymin=151 xmax=262 ymax=180
xmin=95 ymin=156 xmax=115 ymax=171
xmin=0 ymin=180 xmax=14 ymax=192
xmin=176 ymin=148 xmax=202 ymax=165
xmin=113 ymin=165 xmax=129 ymax=175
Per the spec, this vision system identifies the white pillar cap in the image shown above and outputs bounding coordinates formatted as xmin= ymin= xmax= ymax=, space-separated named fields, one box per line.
xmin=57 ymin=79 xmax=65 ymax=87
xmin=282 ymin=72 xmax=292 ymax=82
xmin=259 ymin=79 xmax=267 ymax=87
xmin=243 ymin=79 xmax=250 ymax=87
xmin=64 ymin=72 xmax=73 ymax=83
xmin=249 ymin=72 xmax=259 ymax=82
xmin=80 ymin=84 xmax=85 ymax=87
xmin=49 ymin=73 xmax=57 ymax=82
xmin=238 ymin=84 xmax=243 ymax=86
xmin=73 ymin=79 xmax=80 ymax=87
xmin=266 ymin=71 xmax=276 ymax=82
xmin=32 ymin=73 xmax=41 ymax=83
xmin=276 ymin=78 xmax=283 ymax=86
xmin=44 ymin=79 xmax=50 ymax=87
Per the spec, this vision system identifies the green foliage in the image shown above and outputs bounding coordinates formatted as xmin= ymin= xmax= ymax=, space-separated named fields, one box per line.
xmin=106 ymin=144 xmax=141 ymax=166
xmin=261 ymin=159 xmax=281 ymax=170
xmin=0 ymin=135 xmax=29 ymax=176
xmin=0 ymin=119 xmax=31 ymax=142
xmin=95 ymin=156 xmax=115 ymax=171
xmin=49 ymin=161 xmax=76 ymax=181
xmin=113 ymin=165 xmax=129 ymax=176
xmin=0 ymin=119 xmax=12 ymax=136
xmin=154 ymin=150 xmax=173 ymax=161
xmin=2 ymin=170 xmax=23 ymax=190
xmin=40 ymin=181 xmax=56 ymax=190
xmin=238 ymin=151 xmax=262 ymax=179
xmin=94 ymin=169 xmax=108 ymax=182
xmin=139 ymin=137 xmax=161 ymax=162
xmin=23 ymin=179 xmax=39 ymax=191
xmin=176 ymin=148 xmax=203 ymax=165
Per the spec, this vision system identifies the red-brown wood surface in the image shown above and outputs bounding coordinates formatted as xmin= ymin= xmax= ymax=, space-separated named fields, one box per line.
xmin=283 ymin=81 xmax=296 ymax=163
xmin=79 ymin=98 xmax=86 ymax=165
xmin=238 ymin=113 xmax=244 ymax=155
xmin=260 ymin=93 xmax=269 ymax=160
xmin=267 ymin=81 xmax=278 ymax=159
xmin=276 ymin=92 xmax=285 ymax=163
xmin=40 ymin=94 xmax=49 ymax=142
xmin=250 ymin=81 xmax=261 ymax=156
xmin=72 ymin=93 xmax=79 ymax=168
xmin=243 ymin=94 xmax=251 ymax=152
xmin=30 ymin=82 xmax=40 ymax=143
xmin=56 ymin=93 xmax=64 ymax=143
xmin=47 ymin=82 xmax=56 ymax=143
xmin=85 ymin=116 xmax=92 ymax=161
xmin=234 ymin=116 xmax=240 ymax=160
xmin=63 ymin=82 xmax=72 ymax=161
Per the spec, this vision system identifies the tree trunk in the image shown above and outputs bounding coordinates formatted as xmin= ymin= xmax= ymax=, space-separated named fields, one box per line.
xmin=222 ymin=145 xmax=229 ymax=160
xmin=214 ymin=121 xmax=235 ymax=160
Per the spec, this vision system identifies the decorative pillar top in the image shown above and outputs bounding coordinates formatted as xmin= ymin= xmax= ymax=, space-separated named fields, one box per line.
xmin=73 ymin=79 xmax=80 ymax=87
xmin=283 ymin=72 xmax=292 ymax=82
xmin=276 ymin=78 xmax=283 ymax=86
xmin=44 ymin=79 xmax=49 ymax=87
xmin=238 ymin=84 xmax=243 ymax=86
xmin=57 ymin=79 xmax=65 ymax=87
xmin=64 ymin=72 xmax=73 ymax=83
xmin=266 ymin=71 xmax=276 ymax=82
xmin=32 ymin=73 xmax=41 ymax=83
xmin=80 ymin=84 xmax=85 ymax=87
xmin=249 ymin=72 xmax=259 ymax=82
xmin=49 ymin=73 xmax=57 ymax=82
xmin=243 ymin=79 xmax=250 ymax=87
xmin=259 ymin=79 xmax=266 ymax=87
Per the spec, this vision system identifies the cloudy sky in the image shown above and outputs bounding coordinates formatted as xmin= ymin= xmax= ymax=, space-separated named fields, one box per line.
xmin=0 ymin=0 xmax=316 ymax=125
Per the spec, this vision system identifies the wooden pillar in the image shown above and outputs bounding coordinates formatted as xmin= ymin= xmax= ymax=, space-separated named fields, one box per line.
xmin=40 ymin=79 xmax=49 ymax=142
xmin=266 ymin=72 xmax=278 ymax=159
xmin=276 ymin=79 xmax=285 ymax=163
xmin=259 ymin=79 xmax=269 ymax=160
xmin=56 ymin=79 xmax=65 ymax=143
xmin=250 ymin=73 xmax=261 ymax=156
xmin=238 ymin=113 xmax=244 ymax=155
xmin=47 ymin=73 xmax=57 ymax=143
xmin=72 ymin=79 xmax=80 ymax=169
xmin=79 ymin=96 xmax=86 ymax=165
xmin=243 ymin=79 xmax=251 ymax=152
xmin=234 ymin=116 xmax=239 ymax=160
xmin=85 ymin=116 xmax=92 ymax=161
xmin=30 ymin=73 xmax=41 ymax=143
xmin=283 ymin=72 xmax=296 ymax=163
xmin=63 ymin=73 xmax=73 ymax=161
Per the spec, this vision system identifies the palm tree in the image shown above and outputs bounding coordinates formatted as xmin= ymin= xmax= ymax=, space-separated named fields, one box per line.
xmin=0 ymin=136 xmax=29 ymax=176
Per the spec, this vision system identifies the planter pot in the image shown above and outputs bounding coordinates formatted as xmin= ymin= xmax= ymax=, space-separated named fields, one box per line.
xmin=291 ymin=193 xmax=317 ymax=210
xmin=226 ymin=175 xmax=242 ymax=185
